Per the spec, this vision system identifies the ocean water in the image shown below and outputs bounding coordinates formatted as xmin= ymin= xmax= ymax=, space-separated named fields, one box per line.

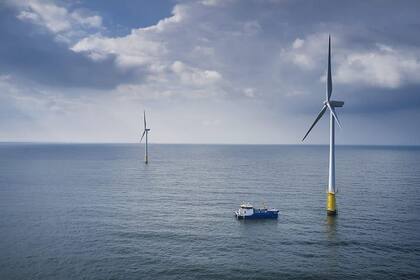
xmin=0 ymin=143 xmax=419 ymax=280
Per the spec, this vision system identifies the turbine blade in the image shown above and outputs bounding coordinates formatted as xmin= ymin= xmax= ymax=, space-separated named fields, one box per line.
xmin=326 ymin=102 xmax=342 ymax=128
xmin=332 ymin=109 xmax=342 ymax=128
xmin=144 ymin=110 xmax=146 ymax=129
xmin=302 ymin=105 xmax=327 ymax=141
xmin=327 ymin=35 xmax=332 ymax=101
xmin=140 ymin=130 xmax=146 ymax=142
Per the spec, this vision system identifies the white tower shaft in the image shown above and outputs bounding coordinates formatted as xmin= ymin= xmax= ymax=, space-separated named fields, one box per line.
xmin=145 ymin=131 xmax=148 ymax=164
xmin=328 ymin=110 xmax=335 ymax=193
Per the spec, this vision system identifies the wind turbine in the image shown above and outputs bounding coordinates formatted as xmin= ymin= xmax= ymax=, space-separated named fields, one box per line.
xmin=302 ymin=36 xmax=344 ymax=216
xmin=140 ymin=110 xmax=151 ymax=164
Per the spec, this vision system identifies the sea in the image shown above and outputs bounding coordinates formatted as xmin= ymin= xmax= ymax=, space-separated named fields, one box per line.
xmin=0 ymin=143 xmax=419 ymax=280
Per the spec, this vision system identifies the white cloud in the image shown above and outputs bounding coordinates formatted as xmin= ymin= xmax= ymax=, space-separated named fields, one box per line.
xmin=17 ymin=1 xmax=70 ymax=33
xmin=292 ymin=38 xmax=304 ymax=49
xmin=171 ymin=61 xmax=222 ymax=86
xmin=281 ymin=33 xmax=330 ymax=70
xmin=70 ymin=3 xmax=226 ymax=97
xmin=146 ymin=5 xmax=186 ymax=32
xmin=70 ymin=5 xmax=185 ymax=69
xmin=201 ymin=0 xmax=233 ymax=7
xmin=70 ymin=11 xmax=102 ymax=29
xmin=335 ymin=46 xmax=420 ymax=88
xmin=13 ymin=0 xmax=102 ymax=42
xmin=243 ymin=88 xmax=256 ymax=98
xmin=285 ymin=33 xmax=420 ymax=89
xmin=71 ymin=33 xmax=167 ymax=67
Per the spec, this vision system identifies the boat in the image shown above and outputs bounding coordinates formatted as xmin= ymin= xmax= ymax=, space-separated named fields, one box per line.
xmin=234 ymin=203 xmax=279 ymax=220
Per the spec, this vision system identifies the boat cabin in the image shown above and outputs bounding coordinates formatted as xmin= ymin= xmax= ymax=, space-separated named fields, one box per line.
xmin=240 ymin=203 xmax=253 ymax=209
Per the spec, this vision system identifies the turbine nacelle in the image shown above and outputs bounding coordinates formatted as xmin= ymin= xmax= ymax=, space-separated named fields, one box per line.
xmin=325 ymin=100 xmax=344 ymax=108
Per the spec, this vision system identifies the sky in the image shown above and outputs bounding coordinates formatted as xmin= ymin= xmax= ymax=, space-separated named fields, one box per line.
xmin=1 ymin=0 xmax=420 ymax=145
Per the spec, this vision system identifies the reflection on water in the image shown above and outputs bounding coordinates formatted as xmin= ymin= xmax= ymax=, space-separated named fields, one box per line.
xmin=325 ymin=215 xmax=339 ymax=275
xmin=326 ymin=215 xmax=337 ymax=241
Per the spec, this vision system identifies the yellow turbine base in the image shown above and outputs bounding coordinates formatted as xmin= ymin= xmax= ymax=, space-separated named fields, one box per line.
xmin=327 ymin=192 xmax=337 ymax=216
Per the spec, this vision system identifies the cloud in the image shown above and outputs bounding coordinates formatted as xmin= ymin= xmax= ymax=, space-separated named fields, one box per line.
xmin=292 ymin=38 xmax=304 ymax=49
xmin=2 ymin=0 xmax=420 ymax=144
xmin=12 ymin=0 xmax=102 ymax=42
xmin=335 ymin=46 xmax=420 ymax=88
xmin=0 ymin=73 xmax=72 ymax=125
xmin=70 ymin=3 xmax=227 ymax=97
xmin=281 ymin=33 xmax=332 ymax=70
xmin=0 ymin=4 xmax=137 ymax=89
xmin=70 ymin=5 xmax=184 ymax=69
xmin=16 ymin=1 xmax=71 ymax=33
xmin=171 ymin=61 xmax=222 ymax=86
xmin=71 ymin=33 xmax=167 ymax=66
xmin=284 ymin=33 xmax=420 ymax=89
xmin=243 ymin=88 xmax=256 ymax=98
xmin=201 ymin=0 xmax=234 ymax=7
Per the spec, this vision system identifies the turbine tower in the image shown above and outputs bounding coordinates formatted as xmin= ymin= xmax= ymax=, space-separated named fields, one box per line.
xmin=302 ymin=36 xmax=344 ymax=216
xmin=140 ymin=110 xmax=151 ymax=164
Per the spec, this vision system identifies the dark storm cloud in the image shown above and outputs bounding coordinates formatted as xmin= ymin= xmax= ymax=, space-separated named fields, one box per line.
xmin=341 ymin=85 xmax=420 ymax=114
xmin=227 ymin=0 xmax=420 ymax=44
xmin=0 ymin=6 xmax=140 ymax=89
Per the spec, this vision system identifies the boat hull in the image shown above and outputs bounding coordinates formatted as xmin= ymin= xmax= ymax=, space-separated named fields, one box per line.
xmin=235 ymin=210 xmax=279 ymax=220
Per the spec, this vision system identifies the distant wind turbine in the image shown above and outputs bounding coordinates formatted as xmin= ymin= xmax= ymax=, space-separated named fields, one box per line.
xmin=302 ymin=36 xmax=344 ymax=216
xmin=140 ymin=110 xmax=151 ymax=164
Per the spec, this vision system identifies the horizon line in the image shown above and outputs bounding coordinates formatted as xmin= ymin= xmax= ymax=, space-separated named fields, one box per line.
xmin=0 ymin=141 xmax=419 ymax=147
